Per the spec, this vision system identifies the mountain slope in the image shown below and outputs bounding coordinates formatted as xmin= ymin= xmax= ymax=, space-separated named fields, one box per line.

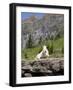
xmin=21 ymin=14 xmax=64 ymax=48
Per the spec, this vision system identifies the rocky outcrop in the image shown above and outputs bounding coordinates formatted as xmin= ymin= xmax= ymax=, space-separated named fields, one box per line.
xmin=21 ymin=58 xmax=64 ymax=77
xmin=21 ymin=14 xmax=64 ymax=48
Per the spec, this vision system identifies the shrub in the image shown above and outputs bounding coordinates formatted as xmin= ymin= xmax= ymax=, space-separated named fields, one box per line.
xmin=47 ymin=41 xmax=54 ymax=54
xmin=61 ymin=46 xmax=64 ymax=54
xmin=47 ymin=43 xmax=50 ymax=50
xmin=24 ymin=52 xmax=28 ymax=59
xmin=50 ymin=41 xmax=53 ymax=54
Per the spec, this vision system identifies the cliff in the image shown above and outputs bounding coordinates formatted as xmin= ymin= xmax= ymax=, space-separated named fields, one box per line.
xmin=21 ymin=14 xmax=64 ymax=48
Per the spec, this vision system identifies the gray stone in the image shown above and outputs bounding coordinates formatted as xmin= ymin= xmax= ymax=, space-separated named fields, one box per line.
xmin=24 ymin=73 xmax=32 ymax=77
xmin=21 ymin=58 xmax=64 ymax=77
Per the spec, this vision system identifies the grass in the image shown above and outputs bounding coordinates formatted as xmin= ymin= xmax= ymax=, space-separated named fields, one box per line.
xmin=22 ymin=45 xmax=42 ymax=60
xmin=21 ymin=37 xmax=64 ymax=60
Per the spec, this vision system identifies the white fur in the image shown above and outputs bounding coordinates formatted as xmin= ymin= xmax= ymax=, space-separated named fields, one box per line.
xmin=35 ymin=45 xmax=49 ymax=60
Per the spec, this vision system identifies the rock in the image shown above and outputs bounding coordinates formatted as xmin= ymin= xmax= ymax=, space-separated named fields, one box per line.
xmin=47 ymin=70 xmax=53 ymax=74
xmin=24 ymin=73 xmax=32 ymax=77
xmin=21 ymin=58 xmax=64 ymax=77
xmin=32 ymin=61 xmax=41 ymax=66
xmin=22 ymin=70 xmax=25 ymax=77
xmin=22 ymin=14 xmax=64 ymax=49
xmin=50 ymin=61 xmax=60 ymax=72
xmin=22 ymin=60 xmax=28 ymax=67
xmin=22 ymin=65 xmax=32 ymax=73
xmin=33 ymin=66 xmax=47 ymax=73
xmin=32 ymin=66 xmax=41 ymax=72
xmin=59 ymin=60 xmax=64 ymax=70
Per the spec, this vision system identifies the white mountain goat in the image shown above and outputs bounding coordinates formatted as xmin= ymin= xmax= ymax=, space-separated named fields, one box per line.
xmin=35 ymin=45 xmax=49 ymax=60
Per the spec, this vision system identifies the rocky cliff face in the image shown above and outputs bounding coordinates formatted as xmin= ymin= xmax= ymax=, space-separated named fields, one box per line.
xmin=22 ymin=58 xmax=64 ymax=77
xmin=21 ymin=14 xmax=64 ymax=48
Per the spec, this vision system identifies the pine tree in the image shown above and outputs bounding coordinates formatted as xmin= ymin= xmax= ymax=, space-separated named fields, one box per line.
xmin=49 ymin=41 xmax=53 ymax=54
xmin=39 ymin=37 xmax=42 ymax=45
xmin=26 ymin=34 xmax=33 ymax=48
xmin=61 ymin=46 xmax=64 ymax=54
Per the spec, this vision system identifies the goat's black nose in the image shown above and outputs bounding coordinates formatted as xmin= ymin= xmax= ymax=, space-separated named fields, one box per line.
xmin=45 ymin=51 xmax=46 ymax=53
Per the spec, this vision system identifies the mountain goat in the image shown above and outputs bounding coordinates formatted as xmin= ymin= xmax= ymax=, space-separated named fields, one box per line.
xmin=35 ymin=45 xmax=49 ymax=60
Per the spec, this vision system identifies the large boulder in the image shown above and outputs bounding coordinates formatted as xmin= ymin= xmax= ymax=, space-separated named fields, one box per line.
xmin=21 ymin=58 xmax=64 ymax=77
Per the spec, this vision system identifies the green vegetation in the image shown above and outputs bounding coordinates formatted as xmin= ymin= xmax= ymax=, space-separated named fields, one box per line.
xmin=47 ymin=40 xmax=54 ymax=54
xmin=22 ymin=45 xmax=42 ymax=60
xmin=22 ymin=37 xmax=64 ymax=60
xmin=26 ymin=34 xmax=34 ymax=48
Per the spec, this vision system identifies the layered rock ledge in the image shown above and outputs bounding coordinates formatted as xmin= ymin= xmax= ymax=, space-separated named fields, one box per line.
xmin=22 ymin=58 xmax=64 ymax=77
